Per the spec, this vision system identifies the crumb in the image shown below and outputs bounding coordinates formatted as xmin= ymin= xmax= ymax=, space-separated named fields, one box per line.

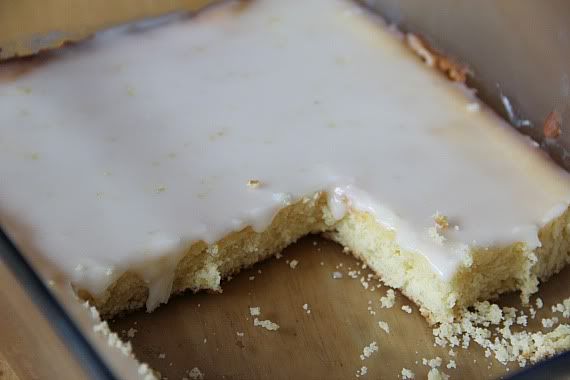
xmin=542 ymin=317 xmax=559 ymax=328
xmin=249 ymin=307 xmax=261 ymax=316
xmin=433 ymin=212 xmax=449 ymax=230
xmin=289 ymin=259 xmax=299 ymax=269
xmin=186 ymin=367 xmax=204 ymax=380
xmin=249 ymin=276 xmax=255 ymax=280
xmin=203 ymin=338 xmax=207 ymax=344
xmin=355 ymin=366 xmax=368 ymax=377
xmin=127 ymin=328 xmax=137 ymax=338
xmin=423 ymin=357 xmax=442 ymax=369
xmin=332 ymin=271 xmax=343 ymax=279
xmin=446 ymin=360 xmax=456 ymax=369
xmin=378 ymin=321 xmax=390 ymax=333
xmin=247 ymin=179 xmax=262 ymax=188
xmin=427 ymin=368 xmax=449 ymax=380
xmin=516 ymin=315 xmax=528 ymax=326
xmin=359 ymin=341 xmax=379 ymax=360
xmin=380 ymin=289 xmax=396 ymax=308
xmin=433 ymin=301 xmax=570 ymax=367
xmin=401 ymin=305 xmax=412 ymax=314
xmin=543 ymin=110 xmax=562 ymax=138
xmin=253 ymin=318 xmax=280 ymax=331
xmin=401 ymin=368 xmax=415 ymax=379
xmin=320 ymin=261 xmax=325 ymax=266
xmin=158 ymin=353 xmax=166 ymax=359
xmin=302 ymin=303 xmax=311 ymax=314
xmin=551 ymin=298 xmax=570 ymax=318
xmin=406 ymin=34 xmax=435 ymax=66
xmin=536 ymin=297 xmax=544 ymax=309
xmin=236 ymin=332 xmax=244 ymax=337
xmin=529 ymin=306 xmax=537 ymax=319
xmin=406 ymin=33 xmax=467 ymax=82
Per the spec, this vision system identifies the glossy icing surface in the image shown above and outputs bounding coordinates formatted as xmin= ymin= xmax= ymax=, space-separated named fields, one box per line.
xmin=1 ymin=0 xmax=569 ymax=309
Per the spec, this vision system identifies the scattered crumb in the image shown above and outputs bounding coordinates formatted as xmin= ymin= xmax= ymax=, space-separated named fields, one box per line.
xmin=401 ymin=368 xmax=415 ymax=379
xmin=433 ymin=212 xmax=449 ymax=230
xmin=536 ymin=298 xmax=544 ymax=309
xmin=289 ymin=259 xmax=299 ymax=269
xmin=185 ymin=367 xmax=204 ymax=380
xmin=542 ymin=317 xmax=559 ymax=329
xmin=127 ymin=328 xmax=137 ymax=338
xmin=551 ymin=297 xmax=570 ymax=318
xmin=406 ymin=33 xmax=435 ymax=66
xmin=427 ymin=368 xmax=449 ymax=380
xmin=433 ymin=301 xmax=570 ymax=367
xmin=378 ymin=321 xmax=390 ymax=333
xmin=359 ymin=341 xmax=379 ymax=360
xmin=332 ymin=271 xmax=343 ymax=279
xmin=406 ymin=33 xmax=468 ymax=82
xmin=249 ymin=307 xmax=261 ymax=316
xmin=249 ymin=276 xmax=255 ymax=281
xmin=203 ymin=338 xmax=207 ymax=344
xmin=543 ymin=110 xmax=562 ymax=138
xmin=236 ymin=332 xmax=244 ymax=337
xmin=516 ymin=315 xmax=528 ymax=326
xmin=423 ymin=357 xmax=442 ymax=369
xmin=380 ymin=289 xmax=396 ymax=308
xmin=355 ymin=366 xmax=368 ymax=378
xmin=246 ymin=179 xmax=262 ymax=188
xmin=158 ymin=353 xmax=166 ymax=359
xmin=302 ymin=303 xmax=311 ymax=314
xmin=446 ymin=360 xmax=456 ymax=369
xmin=253 ymin=318 xmax=280 ymax=331
xmin=401 ymin=305 xmax=412 ymax=314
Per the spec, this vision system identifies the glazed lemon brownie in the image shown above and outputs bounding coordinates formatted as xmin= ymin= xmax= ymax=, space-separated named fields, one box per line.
xmin=1 ymin=0 xmax=570 ymax=326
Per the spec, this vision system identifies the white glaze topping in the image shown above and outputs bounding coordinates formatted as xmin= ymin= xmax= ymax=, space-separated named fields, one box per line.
xmin=1 ymin=0 xmax=570 ymax=310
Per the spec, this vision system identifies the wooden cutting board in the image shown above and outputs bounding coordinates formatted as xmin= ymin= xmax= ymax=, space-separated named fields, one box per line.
xmin=2 ymin=236 xmax=569 ymax=379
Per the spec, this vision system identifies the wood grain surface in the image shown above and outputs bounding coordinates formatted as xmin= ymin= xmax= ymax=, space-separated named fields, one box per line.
xmin=108 ymin=236 xmax=570 ymax=380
